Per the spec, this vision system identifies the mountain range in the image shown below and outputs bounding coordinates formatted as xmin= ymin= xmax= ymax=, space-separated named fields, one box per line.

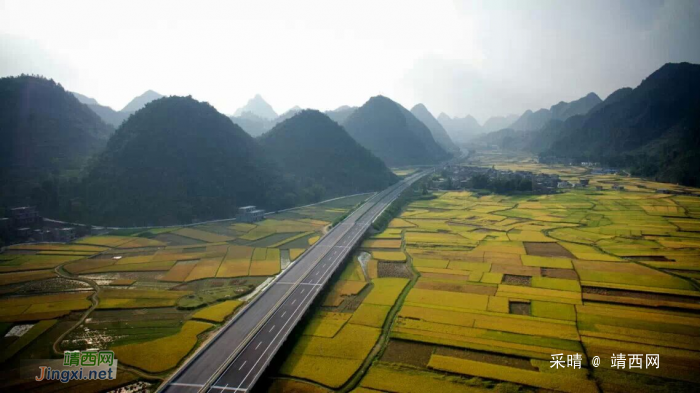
xmin=478 ymin=62 xmax=700 ymax=186
xmin=1 ymin=77 xmax=403 ymax=225
xmin=342 ymin=95 xmax=451 ymax=166
xmin=325 ymin=105 xmax=357 ymax=124
xmin=509 ymin=92 xmax=602 ymax=131
xmin=410 ymin=104 xmax=460 ymax=153
xmin=437 ymin=113 xmax=484 ymax=143
xmin=72 ymin=89 xmax=164 ymax=128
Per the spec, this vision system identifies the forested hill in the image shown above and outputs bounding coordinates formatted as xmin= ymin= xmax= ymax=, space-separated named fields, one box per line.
xmin=343 ymin=95 xmax=450 ymax=166
xmin=0 ymin=75 xmax=113 ymax=207
xmin=542 ymin=62 xmax=700 ymax=185
xmin=477 ymin=62 xmax=700 ymax=186
xmin=259 ymin=110 xmax=398 ymax=199
xmin=82 ymin=96 xmax=289 ymax=226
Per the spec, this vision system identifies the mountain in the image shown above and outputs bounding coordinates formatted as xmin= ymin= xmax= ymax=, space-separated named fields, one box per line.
xmin=0 ymin=75 xmax=113 ymax=208
xmin=437 ymin=113 xmax=483 ymax=143
xmin=325 ymin=105 xmax=357 ymax=124
xmin=259 ymin=110 xmax=397 ymax=199
xmin=274 ymin=106 xmax=303 ymax=124
xmin=233 ymin=94 xmax=278 ymax=120
xmin=230 ymin=112 xmax=272 ymax=137
xmin=71 ymin=91 xmax=133 ymax=127
xmin=540 ymin=62 xmax=700 ymax=185
xmin=71 ymin=91 xmax=100 ymax=106
xmin=510 ymin=93 xmax=602 ymax=131
xmin=342 ymin=96 xmax=450 ymax=166
xmin=482 ymin=114 xmax=519 ymax=133
xmin=82 ymin=96 xmax=289 ymax=226
xmin=120 ymin=90 xmax=164 ymax=112
xmin=86 ymin=104 xmax=132 ymax=128
xmin=231 ymin=106 xmax=302 ymax=137
xmin=411 ymin=105 xmax=459 ymax=153
xmin=480 ymin=63 xmax=700 ymax=186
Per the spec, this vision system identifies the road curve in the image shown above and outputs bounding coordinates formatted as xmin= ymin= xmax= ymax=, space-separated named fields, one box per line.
xmin=159 ymin=170 xmax=429 ymax=393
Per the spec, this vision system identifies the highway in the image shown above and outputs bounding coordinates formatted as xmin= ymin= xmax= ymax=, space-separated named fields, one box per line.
xmin=160 ymin=170 xmax=429 ymax=393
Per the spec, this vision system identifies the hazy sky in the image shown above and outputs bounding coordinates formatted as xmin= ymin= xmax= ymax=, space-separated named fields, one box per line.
xmin=1 ymin=0 xmax=698 ymax=123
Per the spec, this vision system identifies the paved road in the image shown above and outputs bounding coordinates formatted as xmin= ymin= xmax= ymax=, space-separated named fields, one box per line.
xmin=160 ymin=171 xmax=429 ymax=393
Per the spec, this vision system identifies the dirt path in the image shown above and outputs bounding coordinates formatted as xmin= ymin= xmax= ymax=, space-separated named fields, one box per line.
xmin=51 ymin=265 xmax=101 ymax=356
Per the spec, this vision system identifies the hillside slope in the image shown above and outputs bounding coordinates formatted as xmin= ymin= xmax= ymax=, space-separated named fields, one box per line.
xmin=120 ymin=90 xmax=163 ymax=112
xmin=541 ymin=62 xmax=700 ymax=185
xmin=411 ymin=104 xmax=459 ymax=152
xmin=259 ymin=110 xmax=397 ymax=199
xmin=343 ymin=96 xmax=450 ymax=166
xmin=0 ymin=75 xmax=113 ymax=206
xmin=83 ymin=96 xmax=288 ymax=226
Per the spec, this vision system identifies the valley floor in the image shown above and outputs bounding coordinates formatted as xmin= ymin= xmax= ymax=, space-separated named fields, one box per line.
xmin=0 ymin=193 xmax=369 ymax=392
xmin=267 ymin=156 xmax=700 ymax=393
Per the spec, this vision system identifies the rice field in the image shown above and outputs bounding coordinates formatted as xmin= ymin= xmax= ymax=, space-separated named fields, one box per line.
xmin=0 ymin=193 xmax=368 ymax=390
xmin=342 ymin=156 xmax=700 ymax=392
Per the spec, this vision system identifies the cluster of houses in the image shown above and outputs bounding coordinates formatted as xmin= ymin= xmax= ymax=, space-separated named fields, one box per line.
xmin=434 ymin=165 xmax=564 ymax=194
xmin=0 ymin=206 xmax=78 ymax=244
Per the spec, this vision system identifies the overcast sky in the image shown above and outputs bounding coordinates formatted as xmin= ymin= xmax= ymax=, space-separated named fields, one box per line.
xmin=1 ymin=0 xmax=698 ymax=123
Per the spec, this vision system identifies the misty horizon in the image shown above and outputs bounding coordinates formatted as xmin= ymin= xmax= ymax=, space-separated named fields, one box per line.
xmin=2 ymin=0 xmax=698 ymax=123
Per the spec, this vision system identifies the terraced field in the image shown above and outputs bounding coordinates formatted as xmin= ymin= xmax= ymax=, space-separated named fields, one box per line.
xmin=0 ymin=193 xmax=368 ymax=392
xmin=268 ymin=160 xmax=700 ymax=393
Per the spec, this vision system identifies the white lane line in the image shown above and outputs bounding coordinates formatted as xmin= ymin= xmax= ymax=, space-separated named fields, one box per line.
xmin=255 ymin=341 xmax=262 ymax=350
xmin=269 ymin=325 xmax=276 ymax=333
xmin=213 ymin=386 xmax=244 ymax=391
xmin=207 ymin=183 xmax=409 ymax=391
xmin=281 ymin=311 xmax=286 ymax=318
xmin=238 ymin=361 xmax=247 ymax=370
xmin=291 ymin=299 xmax=297 ymax=305
xmin=235 ymin=214 xmax=371 ymax=390
xmin=301 ymin=289 xmax=305 ymax=294
xmin=171 ymin=382 xmax=205 ymax=388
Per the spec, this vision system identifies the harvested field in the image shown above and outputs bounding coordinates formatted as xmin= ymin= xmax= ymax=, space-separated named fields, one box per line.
xmin=380 ymin=340 xmax=434 ymax=367
xmin=524 ymin=242 xmax=575 ymax=258
xmin=502 ymin=274 xmax=532 ymax=286
xmin=377 ymin=262 xmax=411 ymax=278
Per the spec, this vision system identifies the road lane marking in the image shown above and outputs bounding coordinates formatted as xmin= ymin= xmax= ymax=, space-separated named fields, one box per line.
xmin=197 ymin=176 xmax=423 ymax=393
xmin=269 ymin=325 xmax=275 ymax=333
xmin=233 ymin=216 xmax=372 ymax=391
xmin=172 ymin=383 xmax=205 ymax=388
xmin=281 ymin=311 xmax=286 ymax=318
xmin=255 ymin=341 xmax=262 ymax=350
xmin=301 ymin=289 xmax=305 ymax=294
xmin=291 ymin=299 xmax=297 ymax=305
xmin=211 ymin=385 xmax=247 ymax=392
xmin=239 ymin=361 xmax=247 ymax=370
